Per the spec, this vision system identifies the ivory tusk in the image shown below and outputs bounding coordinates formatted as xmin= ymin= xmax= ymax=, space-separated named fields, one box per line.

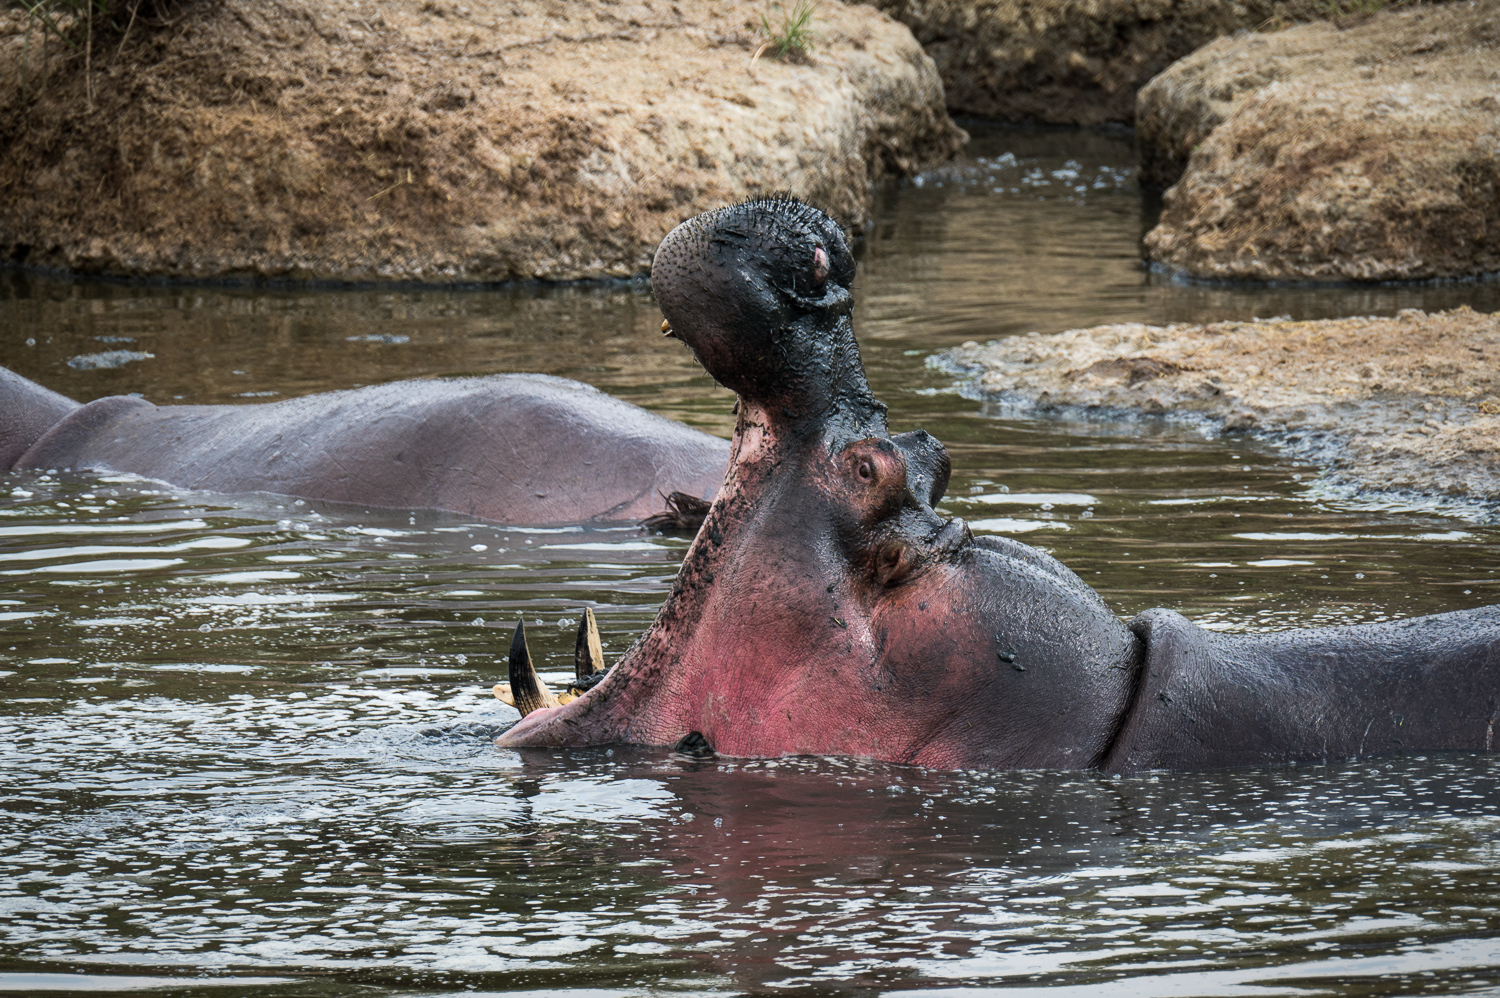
xmin=507 ymin=620 xmax=560 ymax=716
xmin=575 ymin=607 xmax=605 ymax=683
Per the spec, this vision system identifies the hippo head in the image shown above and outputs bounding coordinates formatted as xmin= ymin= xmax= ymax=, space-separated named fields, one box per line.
xmin=498 ymin=198 xmax=1140 ymax=770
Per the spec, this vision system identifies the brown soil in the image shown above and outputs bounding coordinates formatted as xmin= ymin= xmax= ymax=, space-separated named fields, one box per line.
xmin=0 ymin=0 xmax=964 ymax=283
xmin=859 ymin=0 xmax=1362 ymax=126
xmin=1139 ymin=0 xmax=1500 ymax=281
xmin=940 ymin=307 xmax=1500 ymax=500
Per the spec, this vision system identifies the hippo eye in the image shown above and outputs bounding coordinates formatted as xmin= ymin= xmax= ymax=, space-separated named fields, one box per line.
xmin=812 ymin=245 xmax=829 ymax=286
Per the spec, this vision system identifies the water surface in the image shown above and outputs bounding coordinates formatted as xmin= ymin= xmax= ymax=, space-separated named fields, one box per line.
xmin=2 ymin=125 xmax=1498 ymax=995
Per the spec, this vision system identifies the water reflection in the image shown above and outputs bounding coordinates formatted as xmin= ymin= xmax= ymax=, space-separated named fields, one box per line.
xmin=2 ymin=124 xmax=1499 ymax=995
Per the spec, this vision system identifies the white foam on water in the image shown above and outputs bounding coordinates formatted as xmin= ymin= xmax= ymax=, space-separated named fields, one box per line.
xmin=969 ymin=518 xmax=1068 ymax=534
xmin=529 ymin=777 xmax=674 ymax=826
xmin=0 ymin=537 xmax=249 ymax=563
xmin=0 ymin=520 xmax=210 ymax=537
xmin=0 ymin=973 xmax=294 ymax=992
xmin=180 ymin=592 xmax=356 ymax=607
xmin=358 ymin=667 xmax=466 ymax=679
xmin=18 ymin=558 xmax=185 ymax=574
xmin=958 ymin=493 xmax=1099 ymax=506
xmin=543 ymin=541 xmax=670 ymax=551
xmin=196 ymin=570 xmax=301 ymax=584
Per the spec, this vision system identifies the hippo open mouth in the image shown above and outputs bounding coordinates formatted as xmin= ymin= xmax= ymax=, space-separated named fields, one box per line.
xmin=497 ymin=196 xmax=1500 ymax=772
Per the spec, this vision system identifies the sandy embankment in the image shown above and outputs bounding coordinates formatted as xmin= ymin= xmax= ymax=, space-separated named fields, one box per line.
xmin=938 ymin=308 xmax=1500 ymax=500
xmin=0 ymin=0 xmax=964 ymax=283
xmin=1138 ymin=0 xmax=1500 ymax=282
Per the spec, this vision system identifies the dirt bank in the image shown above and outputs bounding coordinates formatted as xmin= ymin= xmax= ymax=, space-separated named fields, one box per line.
xmin=0 ymin=0 xmax=964 ymax=283
xmin=938 ymin=307 xmax=1500 ymax=501
xmin=1139 ymin=0 xmax=1500 ymax=282
xmin=860 ymin=0 xmax=1354 ymax=126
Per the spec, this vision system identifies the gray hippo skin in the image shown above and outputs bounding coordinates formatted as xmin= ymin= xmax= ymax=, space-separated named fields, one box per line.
xmin=1 ymin=367 xmax=728 ymax=526
xmin=498 ymin=197 xmax=1500 ymax=772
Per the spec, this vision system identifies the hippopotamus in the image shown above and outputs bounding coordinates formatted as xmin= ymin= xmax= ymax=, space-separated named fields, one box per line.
xmin=497 ymin=196 xmax=1500 ymax=772
xmin=1 ymin=365 xmax=728 ymax=526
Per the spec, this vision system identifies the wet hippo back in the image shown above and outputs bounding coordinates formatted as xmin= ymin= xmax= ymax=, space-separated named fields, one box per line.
xmin=14 ymin=374 xmax=729 ymax=525
xmin=1 ymin=366 xmax=80 ymax=469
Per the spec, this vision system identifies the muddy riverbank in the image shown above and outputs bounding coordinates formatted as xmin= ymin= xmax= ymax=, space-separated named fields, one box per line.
xmin=1139 ymin=0 xmax=1500 ymax=282
xmin=0 ymin=0 xmax=962 ymax=283
xmin=938 ymin=307 xmax=1500 ymax=502
xmin=861 ymin=0 xmax=1388 ymax=125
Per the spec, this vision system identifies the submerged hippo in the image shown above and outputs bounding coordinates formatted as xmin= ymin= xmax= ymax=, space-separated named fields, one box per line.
xmin=1 ymin=366 xmax=727 ymax=526
xmin=498 ymin=196 xmax=1500 ymax=772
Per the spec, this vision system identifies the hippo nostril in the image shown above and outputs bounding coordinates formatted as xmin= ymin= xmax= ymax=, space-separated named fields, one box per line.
xmin=857 ymin=458 xmax=875 ymax=483
xmin=812 ymin=245 xmax=829 ymax=285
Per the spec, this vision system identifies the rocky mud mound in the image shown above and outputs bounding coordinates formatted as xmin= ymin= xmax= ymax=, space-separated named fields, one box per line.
xmin=1139 ymin=0 xmax=1500 ymax=282
xmin=0 ymin=0 xmax=964 ymax=283
xmin=940 ymin=307 xmax=1500 ymax=500
xmin=861 ymin=0 xmax=1353 ymax=125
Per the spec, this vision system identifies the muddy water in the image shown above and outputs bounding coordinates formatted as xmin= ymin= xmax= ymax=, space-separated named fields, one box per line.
xmin=1 ymin=126 xmax=1498 ymax=996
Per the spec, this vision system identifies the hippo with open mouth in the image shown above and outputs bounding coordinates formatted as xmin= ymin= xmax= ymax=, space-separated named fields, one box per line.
xmin=498 ymin=196 xmax=1500 ymax=772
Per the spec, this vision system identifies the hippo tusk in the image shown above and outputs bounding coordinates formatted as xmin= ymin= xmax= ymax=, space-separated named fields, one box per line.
xmin=574 ymin=608 xmax=605 ymax=687
xmin=661 ymin=319 xmax=676 ymax=338
xmin=495 ymin=612 xmax=610 ymax=710
xmin=500 ymin=620 xmax=562 ymax=716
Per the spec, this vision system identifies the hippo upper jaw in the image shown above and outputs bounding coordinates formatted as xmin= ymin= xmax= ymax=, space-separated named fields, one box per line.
xmin=651 ymin=197 xmax=880 ymax=435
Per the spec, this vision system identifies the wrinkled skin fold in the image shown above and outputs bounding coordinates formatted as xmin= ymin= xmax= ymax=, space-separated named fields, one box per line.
xmin=498 ymin=196 xmax=1500 ymax=772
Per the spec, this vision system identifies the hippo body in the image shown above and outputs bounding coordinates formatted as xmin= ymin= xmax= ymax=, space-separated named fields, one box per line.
xmin=497 ymin=196 xmax=1500 ymax=772
xmin=1108 ymin=607 xmax=1500 ymax=770
xmin=2 ymin=368 xmax=729 ymax=526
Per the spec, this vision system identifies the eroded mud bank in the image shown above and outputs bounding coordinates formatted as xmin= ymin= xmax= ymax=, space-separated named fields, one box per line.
xmin=861 ymin=0 xmax=1362 ymax=125
xmin=0 ymin=0 xmax=963 ymax=283
xmin=938 ymin=307 xmax=1500 ymax=501
xmin=1139 ymin=0 xmax=1500 ymax=282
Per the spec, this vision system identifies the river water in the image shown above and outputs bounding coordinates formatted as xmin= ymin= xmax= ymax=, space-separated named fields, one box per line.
xmin=1 ymin=126 xmax=1497 ymax=996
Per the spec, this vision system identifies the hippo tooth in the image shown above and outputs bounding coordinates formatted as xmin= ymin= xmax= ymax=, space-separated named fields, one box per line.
xmin=574 ymin=608 xmax=605 ymax=684
xmin=507 ymin=620 xmax=560 ymax=716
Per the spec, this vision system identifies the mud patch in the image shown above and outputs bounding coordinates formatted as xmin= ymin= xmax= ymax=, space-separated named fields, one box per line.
xmin=937 ymin=307 xmax=1500 ymax=503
